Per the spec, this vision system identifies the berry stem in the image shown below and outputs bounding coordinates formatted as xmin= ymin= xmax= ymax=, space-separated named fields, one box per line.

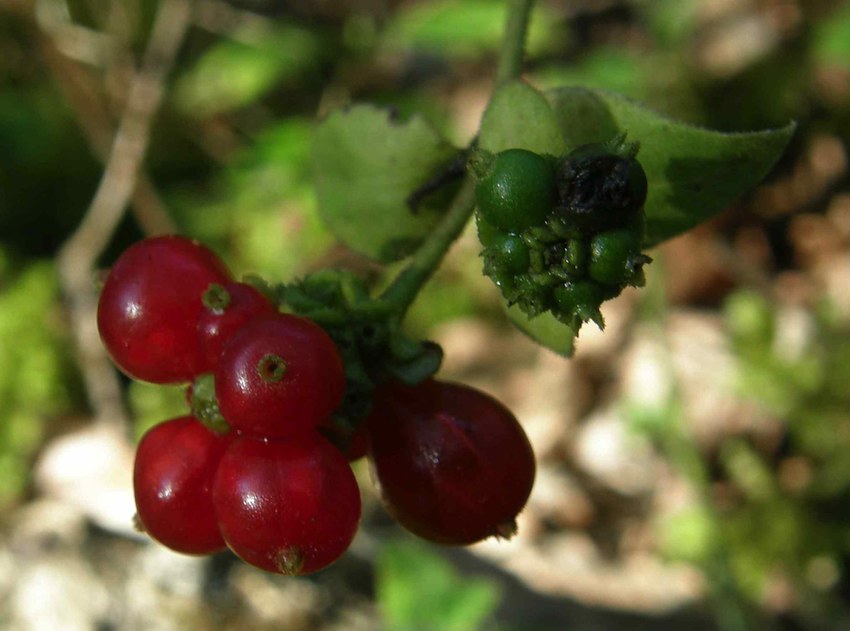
xmin=496 ymin=0 xmax=537 ymax=86
xmin=378 ymin=0 xmax=536 ymax=318
xmin=379 ymin=178 xmax=476 ymax=316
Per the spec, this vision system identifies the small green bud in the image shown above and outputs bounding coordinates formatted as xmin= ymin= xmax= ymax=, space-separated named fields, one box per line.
xmin=588 ymin=229 xmax=650 ymax=286
xmin=553 ymin=281 xmax=606 ymax=328
xmin=489 ymin=233 xmax=531 ymax=275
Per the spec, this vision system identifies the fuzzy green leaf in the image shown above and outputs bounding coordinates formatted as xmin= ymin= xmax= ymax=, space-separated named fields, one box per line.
xmin=377 ymin=539 xmax=500 ymax=631
xmin=313 ymin=105 xmax=458 ymax=262
xmin=505 ymin=303 xmax=576 ymax=357
xmin=478 ymin=81 xmax=563 ymax=156
xmin=545 ymin=87 xmax=796 ymax=247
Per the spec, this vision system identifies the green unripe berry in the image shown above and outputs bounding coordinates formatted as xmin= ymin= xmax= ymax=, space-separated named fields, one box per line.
xmin=588 ymin=229 xmax=648 ymax=286
xmin=564 ymin=239 xmax=587 ymax=276
xmin=490 ymin=234 xmax=530 ymax=275
xmin=474 ymin=149 xmax=555 ymax=233
xmin=553 ymin=281 xmax=606 ymax=327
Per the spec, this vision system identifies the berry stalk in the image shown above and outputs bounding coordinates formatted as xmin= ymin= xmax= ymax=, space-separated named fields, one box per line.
xmin=496 ymin=0 xmax=537 ymax=86
xmin=379 ymin=178 xmax=476 ymax=317
xmin=379 ymin=0 xmax=537 ymax=318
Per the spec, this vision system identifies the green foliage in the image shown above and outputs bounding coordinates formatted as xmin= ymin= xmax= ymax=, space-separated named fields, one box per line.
xmin=0 ymin=88 xmax=98 ymax=256
xmin=532 ymin=47 xmax=647 ymax=101
xmin=128 ymin=382 xmax=189 ymax=440
xmin=813 ymin=3 xmax=850 ymax=67
xmin=376 ymin=539 xmax=500 ymax=631
xmin=173 ymin=119 xmax=333 ymax=279
xmin=642 ymin=290 xmax=850 ymax=615
xmin=312 ymin=105 xmax=459 ymax=262
xmin=382 ymin=0 xmax=560 ymax=59
xmin=0 ymin=254 xmax=78 ymax=504
xmin=173 ymin=24 xmax=324 ymax=116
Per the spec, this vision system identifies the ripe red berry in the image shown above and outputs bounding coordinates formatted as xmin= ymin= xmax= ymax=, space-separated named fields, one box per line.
xmin=366 ymin=379 xmax=536 ymax=545
xmin=214 ymin=313 xmax=345 ymax=438
xmin=133 ymin=416 xmax=232 ymax=555
xmin=196 ymin=281 xmax=277 ymax=368
xmin=213 ymin=434 xmax=361 ymax=575
xmin=97 ymin=236 xmax=232 ymax=383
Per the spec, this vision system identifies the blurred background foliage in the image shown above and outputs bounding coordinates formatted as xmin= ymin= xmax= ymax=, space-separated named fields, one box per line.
xmin=2 ymin=0 xmax=850 ymax=630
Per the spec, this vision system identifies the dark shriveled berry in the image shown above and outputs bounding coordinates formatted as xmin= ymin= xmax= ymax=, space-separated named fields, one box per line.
xmin=555 ymin=146 xmax=648 ymax=234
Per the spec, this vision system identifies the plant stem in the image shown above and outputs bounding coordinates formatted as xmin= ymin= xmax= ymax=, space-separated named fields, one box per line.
xmin=378 ymin=0 xmax=536 ymax=317
xmin=496 ymin=0 xmax=536 ymax=86
xmin=379 ymin=178 xmax=476 ymax=316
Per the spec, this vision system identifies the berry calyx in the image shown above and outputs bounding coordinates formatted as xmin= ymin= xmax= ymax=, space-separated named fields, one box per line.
xmin=133 ymin=416 xmax=233 ymax=555
xmin=97 ymin=235 xmax=232 ymax=383
xmin=214 ymin=313 xmax=346 ymax=438
xmin=212 ymin=434 xmax=361 ymax=575
xmin=367 ymin=379 xmax=536 ymax=545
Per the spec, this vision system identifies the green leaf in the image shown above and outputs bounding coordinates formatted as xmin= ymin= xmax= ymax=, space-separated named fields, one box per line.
xmin=478 ymin=81 xmax=563 ymax=156
xmin=545 ymin=87 xmax=796 ymax=247
xmin=313 ymin=105 xmax=458 ymax=262
xmin=382 ymin=0 xmax=559 ymax=59
xmin=376 ymin=539 xmax=500 ymax=631
xmin=173 ymin=25 xmax=322 ymax=116
xmin=505 ymin=303 xmax=575 ymax=357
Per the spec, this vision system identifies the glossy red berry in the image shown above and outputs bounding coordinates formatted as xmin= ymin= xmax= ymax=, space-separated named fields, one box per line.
xmin=97 ymin=236 xmax=232 ymax=383
xmin=197 ymin=282 xmax=277 ymax=367
xmin=367 ymin=379 xmax=536 ymax=545
xmin=214 ymin=313 xmax=345 ymax=438
xmin=133 ymin=416 xmax=233 ymax=555
xmin=212 ymin=434 xmax=361 ymax=575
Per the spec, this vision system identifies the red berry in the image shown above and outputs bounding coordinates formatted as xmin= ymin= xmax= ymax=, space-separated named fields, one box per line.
xmin=212 ymin=434 xmax=361 ymax=575
xmin=97 ymin=236 xmax=231 ymax=383
xmin=197 ymin=282 xmax=276 ymax=367
xmin=214 ymin=313 xmax=345 ymax=438
xmin=133 ymin=416 xmax=232 ymax=555
xmin=366 ymin=379 xmax=536 ymax=545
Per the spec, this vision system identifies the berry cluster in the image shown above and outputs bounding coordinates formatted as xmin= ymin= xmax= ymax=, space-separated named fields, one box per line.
xmin=98 ymin=235 xmax=536 ymax=573
xmin=98 ymin=236 xmax=361 ymax=575
xmin=473 ymin=137 xmax=651 ymax=331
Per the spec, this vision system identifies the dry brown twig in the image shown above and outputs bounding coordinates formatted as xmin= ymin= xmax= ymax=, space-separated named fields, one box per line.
xmin=56 ymin=0 xmax=194 ymax=427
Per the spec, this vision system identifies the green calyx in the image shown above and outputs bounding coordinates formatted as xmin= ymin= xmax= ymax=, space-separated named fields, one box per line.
xmin=202 ymin=282 xmax=231 ymax=313
xmin=190 ymin=373 xmax=230 ymax=434
xmin=257 ymin=354 xmax=288 ymax=383
xmin=273 ymin=269 xmax=444 ymax=431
